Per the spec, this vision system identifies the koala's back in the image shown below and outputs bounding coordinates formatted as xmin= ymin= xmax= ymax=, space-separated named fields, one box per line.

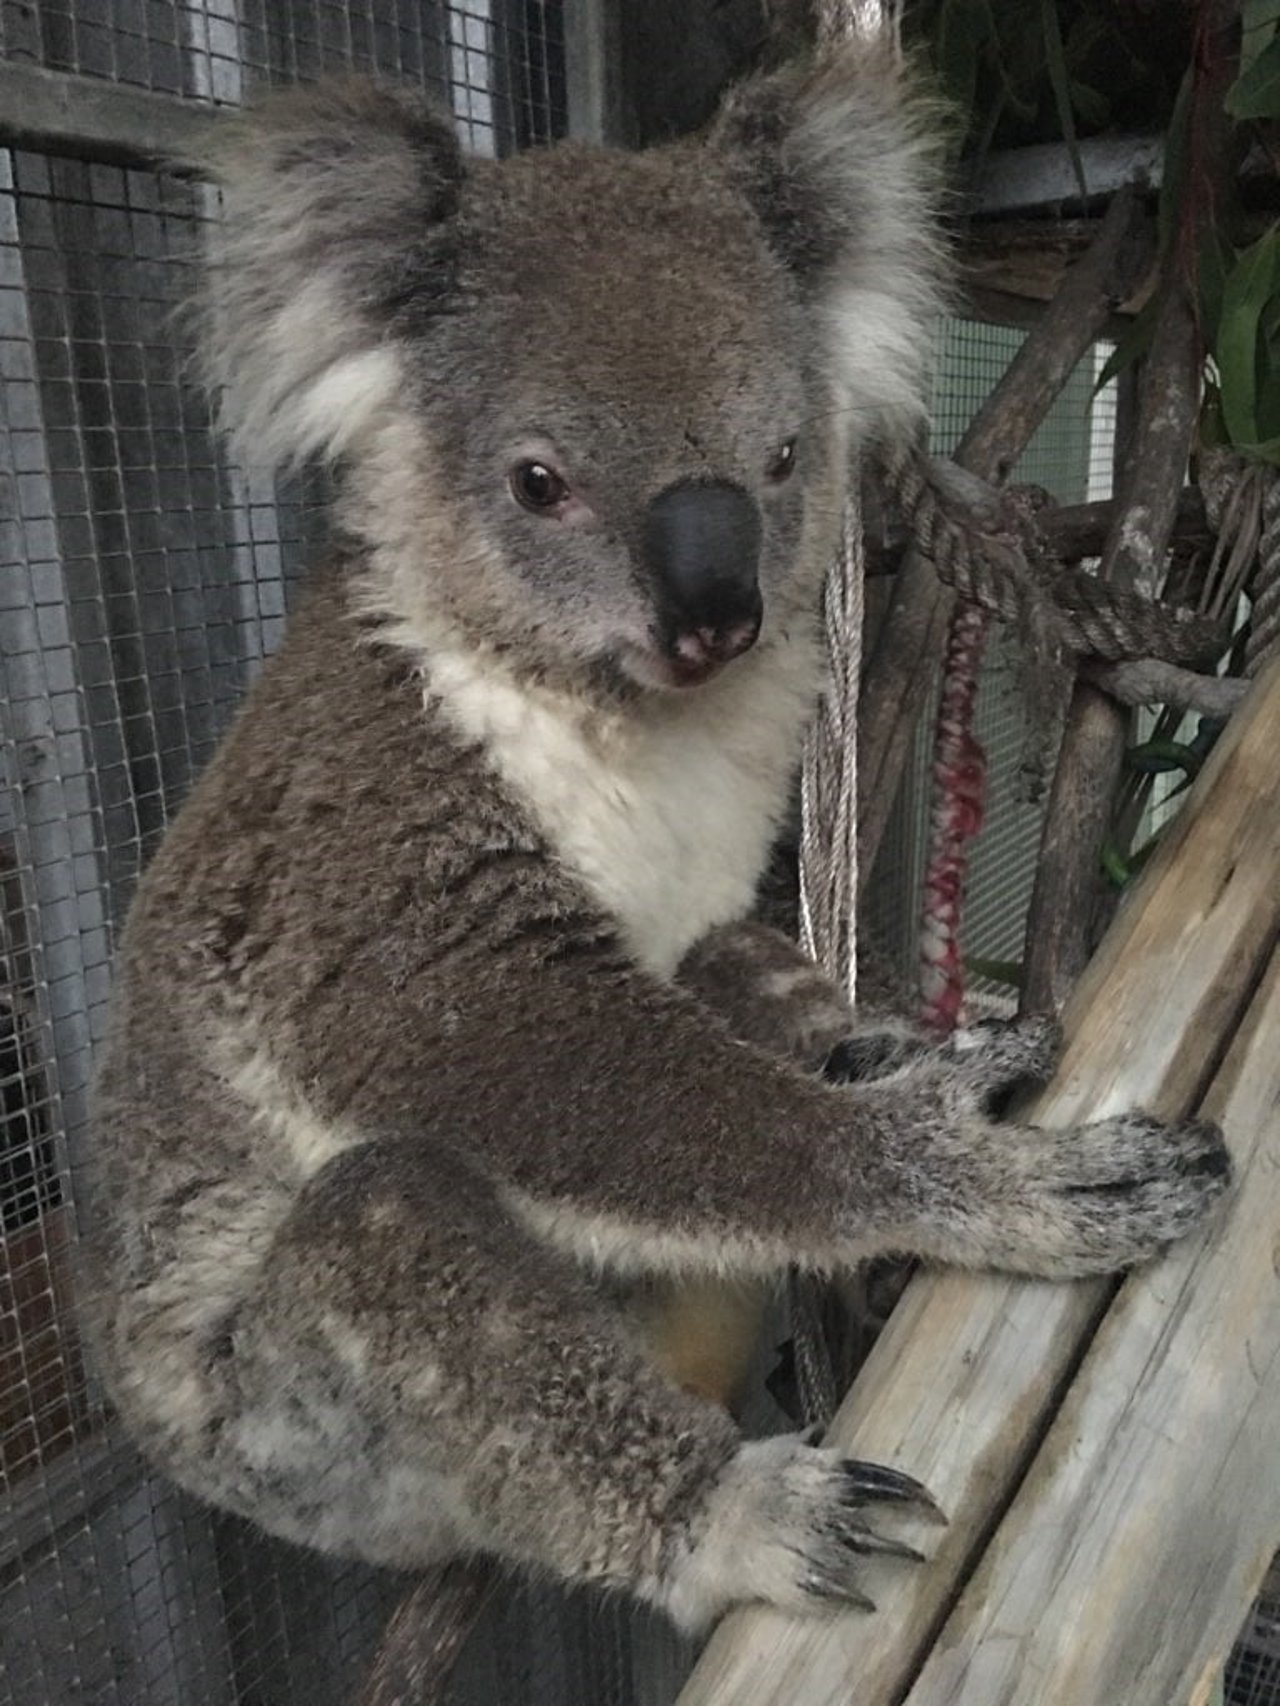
xmin=85 ymin=576 xmax=568 ymax=1453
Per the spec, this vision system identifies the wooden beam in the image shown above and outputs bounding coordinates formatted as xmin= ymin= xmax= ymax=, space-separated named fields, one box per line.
xmin=0 ymin=61 xmax=217 ymax=171
xmin=679 ymin=657 xmax=1280 ymax=1706
xmin=904 ymin=941 xmax=1280 ymax=1703
xmin=966 ymin=134 xmax=1163 ymax=216
xmin=564 ymin=0 xmax=624 ymax=144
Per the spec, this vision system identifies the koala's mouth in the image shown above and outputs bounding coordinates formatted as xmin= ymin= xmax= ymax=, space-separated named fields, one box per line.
xmin=621 ymin=614 xmax=763 ymax=692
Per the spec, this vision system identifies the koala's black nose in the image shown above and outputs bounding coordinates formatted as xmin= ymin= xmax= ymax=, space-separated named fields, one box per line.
xmin=643 ymin=479 xmax=763 ymax=670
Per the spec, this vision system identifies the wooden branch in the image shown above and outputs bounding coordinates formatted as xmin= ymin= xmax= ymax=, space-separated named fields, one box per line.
xmin=858 ymin=188 xmax=1153 ymax=890
xmin=904 ymin=941 xmax=1280 ymax=1704
xmin=678 ymin=656 xmax=1280 ymax=1706
xmin=863 ymin=486 xmax=1210 ymax=578
xmin=1048 ymin=486 xmax=1210 ymax=564
xmin=1018 ymin=0 xmax=1240 ymax=1019
xmin=1083 ymin=657 xmax=1248 ymax=717
xmin=958 ymin=218 xmax=1153 ymax=314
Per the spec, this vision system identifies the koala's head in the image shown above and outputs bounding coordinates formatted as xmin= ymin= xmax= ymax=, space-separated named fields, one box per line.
xmin=199 ymin=44 xmax=945 ymax=696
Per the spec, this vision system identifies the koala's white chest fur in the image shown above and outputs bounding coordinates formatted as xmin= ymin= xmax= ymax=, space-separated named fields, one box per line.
xmin=424 ymin=640 xmax=818 ymax=978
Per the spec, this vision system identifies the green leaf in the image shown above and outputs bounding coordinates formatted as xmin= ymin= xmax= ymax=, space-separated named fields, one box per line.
xmin=1100 ymin=839 xmax=1132 ymax=889
xmin=1227 ymin=33 xmax=1280 ymax=118
xmin=1216 ymin=228 xmax=1280 ymax=448
xmin=936 ymin=0 xmax=988 ymax=120
xmin=1039 ymin=0 xmax=1087 ymax=196
xmin=1230 ymin=432 xmax=1280 ymax=465
xmin=1068 ymin=77 xmax=1110 ymax=130
xmin=1200 ymin=379 xmax=1229 ymax=448
xmin=965 ymin=956 xmax=1024 ymax=990
xmin=1198 ymin=226 xmax=1231 ymax=347
xmin=1158 ymin=68 xmax=1193 ymax=259
xmin=1255 ymin=365 xmax=1280 ymax=442
xmin=1243 ymin=0 xmax=1280 ymax=48
xmin=1093 ymin=296 xmax=1157 ymax=394
xmin=1126 ymin=738 xmax=1203 ymax=777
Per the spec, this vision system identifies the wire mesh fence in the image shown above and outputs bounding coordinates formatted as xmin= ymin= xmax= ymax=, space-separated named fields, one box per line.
xmin=0 ymin=7 xmax=590 ymax=1704
xmin=1 ymin=5 xmax=1276 ymax=1702
xmin=0 ymin=1 xmax=565 ymax=152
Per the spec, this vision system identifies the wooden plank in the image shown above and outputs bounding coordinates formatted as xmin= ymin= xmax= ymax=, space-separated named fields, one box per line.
xmin=0 ymin=61 xmax=216 ymax=171
xmin=679 ymin=658 xmax=1280 ymax=1706
xmin=905 ymin=941 xmax=1280 ymax=1705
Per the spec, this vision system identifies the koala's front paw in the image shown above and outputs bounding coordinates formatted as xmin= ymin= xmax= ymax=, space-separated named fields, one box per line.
xmin=824 ymin=1027 xmax=932 ymax=1084
xmin=827 ymin=1012 xmax=1062 ymax=1097
xmin=858 ymin=1019 xmax=1229 ymax=1279
xmin=1019 ymin=1110 xmax=1232 ymax=1276
xmin=658 ymin=1436 xmax=939 ymax=1631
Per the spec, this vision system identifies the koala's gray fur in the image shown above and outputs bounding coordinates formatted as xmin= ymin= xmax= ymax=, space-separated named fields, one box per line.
xmin=84 ymin=42 xmax=1230 ymax=1633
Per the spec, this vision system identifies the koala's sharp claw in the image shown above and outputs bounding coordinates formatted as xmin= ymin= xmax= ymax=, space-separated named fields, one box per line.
xmin=1180 ymin=1120 xmax=1231 ymax=1180
xmin=835 ymin=1527 xmax=927 ymax=1563
xmin=806 ymin=1574 xmax=877 ymax=1612
xmin=837 ymin=1458 xmax=944 ymax=1520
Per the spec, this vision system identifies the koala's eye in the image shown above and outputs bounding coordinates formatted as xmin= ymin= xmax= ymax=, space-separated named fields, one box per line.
xmin=510 ymin=459 xmax=570 ymax=514
xmin=765 ymin=438 xmax=798 ymax=484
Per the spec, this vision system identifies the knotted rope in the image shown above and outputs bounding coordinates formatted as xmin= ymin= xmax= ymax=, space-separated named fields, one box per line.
xmin=880 ymin=439 xmax=1230 ymax=1027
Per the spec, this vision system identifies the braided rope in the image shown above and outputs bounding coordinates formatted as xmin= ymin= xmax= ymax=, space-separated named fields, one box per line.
xmin=799 ymin=492 xmax=864 ymax=1004
xmin=882 ymin=442 xmax=1225 ymax=666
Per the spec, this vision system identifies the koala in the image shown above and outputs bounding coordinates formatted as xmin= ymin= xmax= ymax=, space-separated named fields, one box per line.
xmin=83 ymin=42 xmax=1230 ymax=1635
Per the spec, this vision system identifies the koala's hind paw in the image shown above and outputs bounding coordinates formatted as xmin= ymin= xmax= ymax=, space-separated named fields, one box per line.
xmin=657 ymin=1437 xmax=939 ymax=1631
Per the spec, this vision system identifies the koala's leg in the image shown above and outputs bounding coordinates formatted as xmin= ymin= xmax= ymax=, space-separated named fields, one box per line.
xmin=200 ymin=1138 xmax=932 ymax=1630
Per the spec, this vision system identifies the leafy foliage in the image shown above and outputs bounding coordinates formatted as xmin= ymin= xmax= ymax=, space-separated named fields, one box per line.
xmin=911 ymin=0 xmax=1192 ymax=168
xmin=913 ymin=0 xmax=1280 ymax=470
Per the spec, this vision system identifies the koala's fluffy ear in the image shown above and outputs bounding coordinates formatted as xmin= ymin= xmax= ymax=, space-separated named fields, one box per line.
xmin=195 ymin=81 xmax=463 ymax=468
xmin=710 ymin=40 xmax=948 ymax=439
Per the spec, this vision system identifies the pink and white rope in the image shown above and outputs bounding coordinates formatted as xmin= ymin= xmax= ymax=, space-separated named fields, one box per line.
xmin=918 ymin=602 xmax=989 ymax=1032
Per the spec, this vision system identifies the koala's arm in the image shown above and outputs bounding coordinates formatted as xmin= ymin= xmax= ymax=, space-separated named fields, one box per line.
xmin=247 ymin=879 xmax=1225 ymax=1288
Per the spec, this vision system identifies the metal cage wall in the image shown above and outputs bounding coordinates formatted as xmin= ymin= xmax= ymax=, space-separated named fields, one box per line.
xmin=2 ymin=7 xmax=1277 ymax=1705
xmin=0 ymin=9 xmax=643 ymax=1705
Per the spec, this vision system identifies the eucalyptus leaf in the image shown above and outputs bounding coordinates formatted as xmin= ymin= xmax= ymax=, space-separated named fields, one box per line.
xmin=937 ymin=0 xmax=986 ymax=119
xmin=1200 ymin=380 xmax=1229 ymax=448
xmin=1227 ymin=32 xmax=1280 ymax=118
xmin=1216 ymin=228 xmax=1280 ymax=448
xmin=964 ymin=957 xmax=1024 ymax=990
xmin=1237 ymin=0 xmax=1280 ymax=88
xmin=1199 ymin=227 xmax=1230 ymax=346
xmin=1232 ymin=433 xmax=1280 ymax=465
xmin=1126 ymin=738 xmax=1203 ymax=776
xmin=1100 ymin=840 xmax=1132 ymax=889
xmin=1093 ymin=296 xmax=1157 ymax=394
xmin=1255 ymin=367 xmax=1280 ymax=443
xmin=1040 ymin=0 xmax=1088 ymax=196
xmin=1068 ymin=76 xmax=1111 ymax=129
xmin=1158 ymin=68 xmax=1193 ymax=259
